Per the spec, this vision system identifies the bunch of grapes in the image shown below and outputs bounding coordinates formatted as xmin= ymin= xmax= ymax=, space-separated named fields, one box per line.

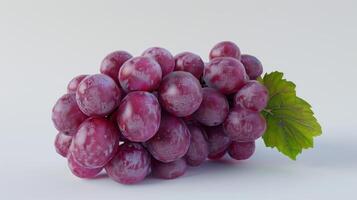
xmin=52 ymin=41 xmax=268 ymax=184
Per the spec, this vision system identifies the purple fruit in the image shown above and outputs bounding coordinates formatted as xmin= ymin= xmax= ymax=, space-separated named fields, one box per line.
xmin=117 ymin=91 xmax=161 ymax=142
xmin=67 ymin=75 xmax=88 ymax=94
xmin=159 ymin=71 xmax=203 ymax=117
xmin=118 ymin=56 xmax=162 ymax=92
xmin=174 ymin=52 xmax=204 ymax=79
xmin=185 ymin=125 xmax=208 ymax=166
xmin=67 ymin=153 xmax=102 ymax=178
xmin=233 ymin=81 xmax=268 ymax=112
xmin=205 ymin=126 xmax=231 ymax=160
xmin=203 ymin=57 xmax=248 ymax=94
xmin=209 ymin=41 xmax=241 ymax=60
xmin=193 ymin=88 xmax=229 ymax=126
xmin=152 ymin=158 xmax=187 ymax=179
xmin=105 ymin=143 xmax=151 ymax=184
xmin=54 ymin=132 xmax=72 ymax=157
xmin=223 ymin=106 xmax=266 ymax=142
xmin=76 ymin=74 xmax=121 ymax=116
xmin=142 ymin=47 xmax=175 ymax=76
xmin=52 ymin=93 xmax=87 ymax=135
xmin=241 ymin=54 xmax=263 ymax=80
xmin=100 ymin=50 xmax=133 ymax=83
xmin=70 ymin=117 xmax=119 ymax=168
xmin=228 ymin=141 xmax=255 ymax=160
xmin=146 ymin=113 xmax=191 ymax=163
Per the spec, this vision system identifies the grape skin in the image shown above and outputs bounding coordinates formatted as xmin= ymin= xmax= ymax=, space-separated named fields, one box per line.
xmin=76 ymin=74 xmax=121 ymax=117
xmin=52 ymin=93 xmax=87 ymax=135
xmin=159 ymin=71 xmax=203 ymax=117
xmin=203 ymin=57 xmax=248 ymax=94
xmin=70 ymin=117 xmax=119 ymax=168
xmin=118 ymin=56 xmax=162 ymax=92
xmin=67 ymin=153 xmax=102 ymax=179
xmin=193 ymin=88 xmax=229 ymax=126
xmin=174 ymin=52 xmax=204 ymax=79
xmin=205 ymin=126 xmax=231 ymax=160
xmin=146 ymin=113 xmax=191 ymax=163
xmin=241 ymin=54 xmax=263 ymax=80
xmin=100 ymin=50 xmax=133 ymax=84
xmin=185 ymin=124 xmax=208 ymax=166
xmin=105 ymin=143 xmax=151 ymax=184
xmin=228 ymin=141 xmax=255 ymax=160
xmin=223 ymin=106 xmax=266 ymax=142
xmin=54 ymin=132 xmax=72 ymax=157
xmin=67 ymin=75 xmax=88 ymax=94
xmin=142 ymin=47 xmax=175 ymax=76
xmin=152 ymin=158 xmax=187 ymax=179
xmin=234 ymin=81 xmax=268 ymax=112
xmin=209 ymin=41 xmax=241 ymax=60
xmin=117 ymin=91 xmax=161 ymax=142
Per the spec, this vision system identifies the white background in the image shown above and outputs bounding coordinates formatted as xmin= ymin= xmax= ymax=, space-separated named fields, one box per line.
xmin=0 ymin=0 xmax=356 ymax=199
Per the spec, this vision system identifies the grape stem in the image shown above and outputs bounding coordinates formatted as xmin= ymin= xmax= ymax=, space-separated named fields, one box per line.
xmin=263 ymin=108 xmax=273 ymax=116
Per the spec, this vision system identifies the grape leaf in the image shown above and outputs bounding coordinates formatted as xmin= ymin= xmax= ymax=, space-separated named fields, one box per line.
xmin=260 ymin=71 xmax=322 ymax=160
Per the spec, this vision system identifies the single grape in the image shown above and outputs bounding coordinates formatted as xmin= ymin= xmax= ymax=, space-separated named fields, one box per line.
xmin=223 ymin=106 xmax=266 ymax=142
xmin=205 ymin=126 xmax=231 ymax=160
xmin=174 ymin=52 xmax=204 ymax=79
xmin=152 ymin=158 xmax=187 ymax=179
xmin=228 ymin=141 xmax=255 ymax=160
xmin=209 ymin=41 xmax=241 ymax=60
xmin=105 ymin=143 xmax=151 ymax=184
xmin=100 ymin=50 xmax=133 ymax=83
xmin=233 ymin=81 xmax=268 ymax=112
xmin=185 ymin=124 xmax=208 ymax=166
xmin=117 ymin=91 xmax=161 ymax=142
xmin=203 ymin=57 xmax=248 ymax=94
xmin=67 ymin=153 xmax=102 ymax=179
xmin=76 ymin=74 xmax=121 ymax=116
xmin=241 ymin=54 xmax=263 ymax=80
xmin=70 ymin=117 xmax=119 ymax=168
xmin=52 ymin=93 xmax=87 ymax=135
xmin=142 ymin=47 xmax=175 ymax=76
xmin=159 ymin=71 xmax=203 ymax=117
xmin=54 ymin=132 xmax=72 ymax=157
xmin=146 ymin=113 xmax=191 ymax=163
xmin=118 ymin=56 xmax=162 ymax=92
xmin=193 ymin=88 xmax=229 ymax=126
xmin=67 ymin=75 xmax=88 ymax=94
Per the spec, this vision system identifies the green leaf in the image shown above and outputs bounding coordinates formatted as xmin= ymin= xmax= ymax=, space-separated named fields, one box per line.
xmin=260 ymin=71 xmax=322 ymax=160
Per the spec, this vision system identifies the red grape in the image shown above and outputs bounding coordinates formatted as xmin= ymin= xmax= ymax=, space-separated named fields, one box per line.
xmin=146 ymin=113 xmax=191 ymax=163
xmin=118 ymin=56 xmax=162 ymax=92
xmin=142 ymin=47 xmax=175 ymax=76
xmin=105 ymin=143 xmax=151 ymax=184
xmin=52 ymin=93 xmax=87 ymax=135
xmin=67 ymin=75 xmax=88 ymax=94
xmin=152 ymin=158 xmax=187 ymax=179
xmin=159 ymin=71 xmax=203 ymax=117
xmin=205 ymin=126 xmax=231 ymax=160
xmin=209 ymin=41 xmax=241 ymax=60
xmin=203 ymin=57 xmax=248 ymax=94
xmin=174 ymin=52 xmax=204 ymax=79
xmin=193 ymin=88 xmax=229 ymax=126
xmin=54 ymin=132 xmax=72 ymax=157
xmin=228 ymin=141 xmax=255 ymax=160
xmin=223 ymin=106 xmax=266 ymax=142
xmin=100 ymin=50 xmax=133 ymax=83
xmin=185 ymin=124 xmax=208 ymax=166
xmin=233 ymin=81 xmax=268 ymax=112
xmin=67 ymin=153 xmax=102 ymax=179
xmin=241 ymin=54 xmax=263 ymax=80
xmin=117 ymin=91 xmax=161 ymax=142
xmin=70 ymin=117 xmax=119 ymax=168
xmin=76 ymin=74 xmax=121 ymax=116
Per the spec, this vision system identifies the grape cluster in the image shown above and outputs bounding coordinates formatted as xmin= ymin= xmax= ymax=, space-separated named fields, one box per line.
xmin=52 ymin=41 xmax=268 ymax=184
